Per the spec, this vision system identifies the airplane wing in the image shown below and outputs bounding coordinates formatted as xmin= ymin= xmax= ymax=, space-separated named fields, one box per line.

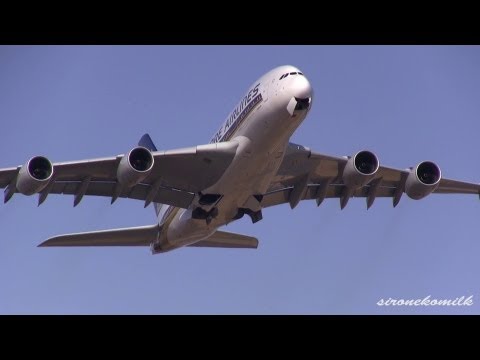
xmin=0 ymin=140 xmax=239 ymax=208
xmin=262 ymin=142 xmax=480 ymax=209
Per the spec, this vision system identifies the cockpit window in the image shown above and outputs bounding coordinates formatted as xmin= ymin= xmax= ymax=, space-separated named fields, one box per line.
xmin=280 ymin=72 xmax=303 ymax=80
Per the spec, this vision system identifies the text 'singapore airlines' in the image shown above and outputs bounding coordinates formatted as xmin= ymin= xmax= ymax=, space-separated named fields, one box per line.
xmin=211 ymin=83 xmax=261 ymax=143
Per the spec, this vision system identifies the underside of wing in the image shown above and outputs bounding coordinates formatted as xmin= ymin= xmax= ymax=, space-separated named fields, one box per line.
xmin=0 ymin=137 xmax=239 ymax=209
xmin=261 ymin=183 xmax=396 ymax=209
xmin=49 ymin=181 xmax=195 ymax=209
xmin=435 ymin=178 xmax=480 ymax=195
xmin=264 ymin=142 xmax=480 ymax=210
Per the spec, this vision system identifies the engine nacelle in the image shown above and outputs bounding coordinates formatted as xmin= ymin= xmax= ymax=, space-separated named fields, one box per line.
xmin=117 ymin=146 xmax=154 ymax=187
xmin=405 ymin=161 xmax=441 ymax=200
xmin=16 ymin=156 xmax=54 ymax=195
xmin=342 ymin=150 xmax=380 ymax=188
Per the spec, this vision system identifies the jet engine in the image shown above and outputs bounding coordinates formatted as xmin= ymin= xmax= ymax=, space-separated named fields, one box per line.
xmin=117 ymin=146 xmax=154 ymax=187
xmin=16 ymin=156 xmax=54 ymax=195
xmin=342 ymin=150 xmax=379 ymax=188
xmin=405 ymin=161 xmax=441 ymax=200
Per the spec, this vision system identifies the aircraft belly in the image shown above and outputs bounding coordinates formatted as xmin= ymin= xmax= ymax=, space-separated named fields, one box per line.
xmin=159 ymin=86 xmax=311 ymax=250
xmin=163 ymin=209 xmax=216 ymax=249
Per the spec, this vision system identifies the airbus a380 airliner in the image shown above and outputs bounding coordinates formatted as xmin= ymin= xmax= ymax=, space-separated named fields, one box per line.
xmin=1 ymin=65 xmax=479 ymax=253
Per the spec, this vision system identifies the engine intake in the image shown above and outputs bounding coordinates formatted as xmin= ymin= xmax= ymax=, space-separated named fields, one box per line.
xmin=16 ymin=156 xmax=54 ymax=195
xmin=117 ymin=146 xmax=154 ymax=187
xmin=342 ymin=150 xmax=379 ymax=188
xmin=405 ymin=161 xmax=441 ymax=200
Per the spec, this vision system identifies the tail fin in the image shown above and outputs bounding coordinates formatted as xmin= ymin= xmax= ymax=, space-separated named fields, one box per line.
xmin=138 ymin=134 xmax=164 ymax=217
xmin=138 ymin=133 xmax=158 ymax=151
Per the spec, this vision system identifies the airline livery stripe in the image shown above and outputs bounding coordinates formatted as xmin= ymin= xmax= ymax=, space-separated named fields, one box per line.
xmin=219 ymin=94 xmax=263 ymax=143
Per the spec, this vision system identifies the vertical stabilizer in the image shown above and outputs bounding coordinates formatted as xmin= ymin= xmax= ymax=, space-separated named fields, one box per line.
xmin=138 ymin=133 xmax=158 ymax=152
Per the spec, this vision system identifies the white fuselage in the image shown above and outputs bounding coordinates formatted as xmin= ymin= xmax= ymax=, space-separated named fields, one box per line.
xmin=153 ymin=65 xmax=313 ymax=253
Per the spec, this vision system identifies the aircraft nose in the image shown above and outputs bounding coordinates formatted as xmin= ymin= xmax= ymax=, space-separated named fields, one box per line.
xmin=285 ymin=74 xmax=313 ymax=115
xmin=292 ymin=75 xmax=313 ymax=100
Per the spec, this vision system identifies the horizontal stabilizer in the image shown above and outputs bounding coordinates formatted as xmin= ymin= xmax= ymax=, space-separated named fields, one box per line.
xmin=188 ymin=230 xmax=258 ymax=249
xmin=38 ymin=224 xmax=159 ymax=247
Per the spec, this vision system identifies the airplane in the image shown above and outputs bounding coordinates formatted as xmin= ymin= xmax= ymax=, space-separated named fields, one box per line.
xmin=1 ymin=64 xmax=479 ymax=254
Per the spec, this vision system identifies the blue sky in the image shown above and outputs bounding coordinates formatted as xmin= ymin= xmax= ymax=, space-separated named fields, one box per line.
xmin=1 ymin=45 xmax=480 ymax=314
